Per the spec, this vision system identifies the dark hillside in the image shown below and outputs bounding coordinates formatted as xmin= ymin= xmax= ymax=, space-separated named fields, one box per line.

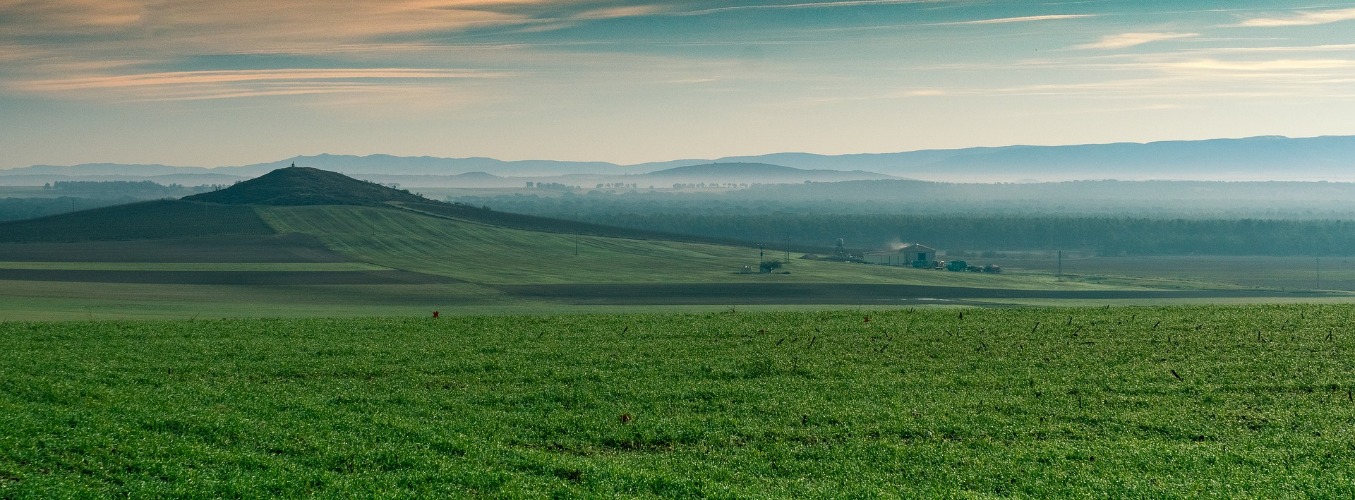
xmin=188 ymin=166 xmax=763 ymax=246
xmin=394 ymin=200 xmax=789 ymax=249
xmin=184 ymin=166 xmax=429 ymax=206
xmin=0 ymin=234 xmax=348 ymax=262
xmin=0 ymin=200 xmax=274 ymax=243
xmin=2 ymin=166 xmax=807 ymax=250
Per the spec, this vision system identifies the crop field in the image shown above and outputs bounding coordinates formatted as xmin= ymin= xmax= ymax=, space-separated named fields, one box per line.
xmin=0 ymin=200 xmax=273 ymax=243
xmin=258 ymin=205 xmax=1179 ymax=291
xmin=3 ymin=201 xmax=1352 ymax=320
xmin=0 ymin=280 xmax=517 ymax=321
xmin=1000 ymin=254 xmax=1355 ymax=292
xmin=3 ymin=305 xmax=1354 ymax=496
xmin=0 ymin=234 xmax=351 ymax=263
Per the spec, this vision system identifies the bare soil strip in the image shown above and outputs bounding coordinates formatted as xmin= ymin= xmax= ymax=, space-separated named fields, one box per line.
xmin=0 ymin=234 xmax=349 ymax=263
xmin=501 ymin=283 xmax=1338 ymax=305
xmin=0 ymin=269 xmax=459 ymax=285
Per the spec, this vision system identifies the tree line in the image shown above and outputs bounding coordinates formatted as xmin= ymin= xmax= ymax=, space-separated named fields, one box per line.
xmin=559 ymin=212 xmax=1355 ymax=256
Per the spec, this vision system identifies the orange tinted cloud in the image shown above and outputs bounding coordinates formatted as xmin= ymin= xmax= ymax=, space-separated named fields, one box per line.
xmin=1 ymin=0 xmax=542 ymax=51
xmin=1076 ymin=32 xmax=1198 ymax=50
xmin=17 ymin=68 xmax=509 ymax=91
xmin=10 ymin=67 xmax=511 ymax=102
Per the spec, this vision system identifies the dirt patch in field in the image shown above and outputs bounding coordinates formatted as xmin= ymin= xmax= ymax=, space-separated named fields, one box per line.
xmin=0 ymin=269 xmax=458 ymax=285
xmin=0 ymin=234 xmax=349 ymax=263
xmin=500 ymin=283 xmax=1336 ymax=305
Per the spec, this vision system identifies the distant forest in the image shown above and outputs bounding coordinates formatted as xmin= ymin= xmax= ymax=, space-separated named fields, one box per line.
xmin=456 ymin=183 xmax=1355 ymax=256
xmin=462 ymin=180 xmax=1355 ymax=218
xmin=565 ymin=213 xmax=1355 ymax=257
xmin=0 ymin=181 xmax=216 ymax=221
xmin=6 ymin=179 xmax=1355 ymax=256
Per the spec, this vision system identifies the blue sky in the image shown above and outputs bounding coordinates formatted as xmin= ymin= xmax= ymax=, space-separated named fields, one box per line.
xmin=3 ymin=1 xmax=1355 ymax=168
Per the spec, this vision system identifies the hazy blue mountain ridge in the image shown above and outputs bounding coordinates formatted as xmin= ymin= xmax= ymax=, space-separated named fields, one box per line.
xmin=5 ymin=135 xmax=1355 ymax=184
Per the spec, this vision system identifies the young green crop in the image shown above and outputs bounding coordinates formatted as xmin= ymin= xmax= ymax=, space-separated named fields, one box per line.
xmin=2 ymin=305 xmax=1353 ymax=496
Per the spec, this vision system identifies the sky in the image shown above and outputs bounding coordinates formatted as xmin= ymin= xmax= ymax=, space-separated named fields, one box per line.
xmin=3 ymin=0 xmax=1355 ymax=168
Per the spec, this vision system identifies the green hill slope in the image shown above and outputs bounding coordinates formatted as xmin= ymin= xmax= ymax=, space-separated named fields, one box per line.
xmin=0 ymin=200 xmax=274 ymax=243
xmin=260 ymin=205 xmax=760 ymax=284
xmin=184 ymin=166 xmax=749 ymax=246
xmin=0 ymin=166 xmax=1248 ymax=317
xmin=393 ymin=200 xmax=760 ymax=248
xmin=258 ymin=204 xmax=1133 ymax=290
xmin=184 ymin=166 xmax=429 ymax=206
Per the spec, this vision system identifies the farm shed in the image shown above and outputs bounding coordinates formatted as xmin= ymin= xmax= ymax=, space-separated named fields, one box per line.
xmin=864 ymin=243 xmax=936 ymax=267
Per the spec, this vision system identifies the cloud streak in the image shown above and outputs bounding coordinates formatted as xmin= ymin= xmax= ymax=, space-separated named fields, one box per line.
xmin=1161 ymin=58 xmax=1355 ymax=73
xmin=944 ymin=14 xmax=1093 ymax=26
xmin=9 ymin=68 xmax=511 ymax=102
xmin=1076 ymin=32 xmax=1198 ymax=50
xmin=1238 ymin=7 xmax=1355 ymax=27
xmin=668 ymin=0 xmax=931 ymax=16
xmin=15 ymin=68 xmax=509 ymax=91
xmin=0 ymin=1 xmax=538 ymax=52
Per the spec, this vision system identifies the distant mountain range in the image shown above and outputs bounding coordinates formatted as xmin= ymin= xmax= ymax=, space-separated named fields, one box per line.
xmin=4 ymin=135 xmax=1355 ymax=186
xmin=703 ymin=135 xmax=1355 ymax=182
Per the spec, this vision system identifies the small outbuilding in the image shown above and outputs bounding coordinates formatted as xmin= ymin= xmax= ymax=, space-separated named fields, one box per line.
xmin=864 ymin=243 xmax=937 ymax=267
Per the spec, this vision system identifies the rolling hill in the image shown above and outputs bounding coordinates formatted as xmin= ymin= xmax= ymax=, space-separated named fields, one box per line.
xmin=183 ymin=166 xmax=430 ymax=206
xmin=0 ymin=199 xmax=274 ymax=243
xmin=0 ymin=166 xmax=1340 ymax=319
xmin=177 ymin=165 xmax=776 ymax=247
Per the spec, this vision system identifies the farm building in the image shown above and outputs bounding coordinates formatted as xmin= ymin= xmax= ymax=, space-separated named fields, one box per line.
xmin=864 ymin=243 xmax=937 ymax=267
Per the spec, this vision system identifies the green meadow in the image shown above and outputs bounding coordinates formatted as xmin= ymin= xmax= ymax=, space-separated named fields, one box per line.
xmin=4 ymin=202 xmax=1239 ymax=321
xmin=3 ymin=305 xmax=1354 ymax=497
xmin=3 ymin=169 xmax=1355 ymax=497
xmin=259 ymin=205 xmax=1117 ymax=288
xmin=4 ymin=168 xmax=1349 ymax=319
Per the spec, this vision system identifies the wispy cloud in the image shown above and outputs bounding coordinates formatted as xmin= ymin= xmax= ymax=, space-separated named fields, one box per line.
xmin=1237 ymin=7 xmax=1355 ymax=27
xmin=1204 ymin=43 xmax=1355 ymax=54
xmin=16 ymin=68 xmax=508 ymax=91
xmin=1076 ymin=32 xmax=1198 ymax=50
xmin=670 ymin=0 xmax=931 ymax=16
xmin=572 ymin=5 xmax=668 ymax=20
xmin=10 ymin=68 xmax=511 ymax=102
xmin=0 ymin=0 xmax=550 ymax=104
xmin=0 ymin=1 xmax=538 ymax=52
xmin=900 ymin=89 xmax=948 ymax=97
xmin=1161 ymin=58 xmax=1355 ymax=73
xmin=943 ymin=14 xmax=1093 ymax=26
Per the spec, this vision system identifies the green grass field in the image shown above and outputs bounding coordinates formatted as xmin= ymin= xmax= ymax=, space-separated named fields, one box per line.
xmin=3 ymin=305 xmax=1353 ymax=496
xmin=2 ymin=199 xmax=1352 ymax=321
xmin=0 ymin=262 xmax=387 ymax=271
xmin=259 ymin=205 xmax=1170 ymax=290
xmin=1001 ymin=254 xmax=1355 ymax=291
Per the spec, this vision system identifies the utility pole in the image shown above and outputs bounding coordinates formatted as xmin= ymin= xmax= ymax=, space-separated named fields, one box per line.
xmin=1057 ymin=250 xmax=1063 ymax=280
xmin=785 ymin=234 xmax=790 ymax=265
xmin=759 ymin=244 xmax=765 ymax=269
